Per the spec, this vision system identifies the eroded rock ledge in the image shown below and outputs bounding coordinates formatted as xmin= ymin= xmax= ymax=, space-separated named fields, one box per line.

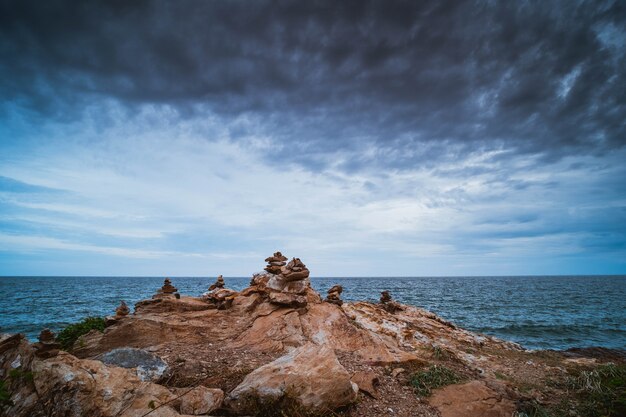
xmin=0 ymin=252 xmax=621 ymax=417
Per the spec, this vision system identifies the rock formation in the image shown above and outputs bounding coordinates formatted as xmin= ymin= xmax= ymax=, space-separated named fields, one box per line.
xmin=33 ymin=329 xmax=61 ymax=358
xmin=209 ymin=274 xmax=225 ymax=291
xmin=0 ymin=253 xmax=617 ymax=417
xmin=326 ymin=284 xmax=344 ymax=306
xmin=380 ymin=290 xmax=403 ymax=313
xmin=153 ymin=277 xmax=180 ymax=299
xmin=264 ymin=251 xmax=288 ymax=274
xmin=226 ymin=343 xmax=358 ymax=414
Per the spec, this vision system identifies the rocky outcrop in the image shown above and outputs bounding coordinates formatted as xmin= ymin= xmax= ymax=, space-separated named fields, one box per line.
xmin=0 ymin=335 xmax=182 ymax=417
xmin=98 ymin=347 xmax=169 ymax=382
xmin=2 ymin=252 xmax=604 ymax=417
xmin=226 ymin=343 xmax=358 ymax=414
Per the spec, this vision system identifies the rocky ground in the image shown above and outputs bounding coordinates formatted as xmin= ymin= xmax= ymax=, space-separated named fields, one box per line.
xmin=1 ymin=254 xmax=625 ymax=417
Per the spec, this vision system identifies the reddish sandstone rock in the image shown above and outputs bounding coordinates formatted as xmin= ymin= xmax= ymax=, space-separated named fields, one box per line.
xmin=226 ymin=343 xmax=358 ymax=414
xmin=0 ymin=334 xmax=183 ymax=417
xmin=429 ymin=380 xmax=516 ymax=417
xmin=171 ymin=386 xmax=224 ymax=415
xmin=351 ymin=371 xmax=380 ymax=398
xmin=268 ymin=291 xmax=307 ymax=308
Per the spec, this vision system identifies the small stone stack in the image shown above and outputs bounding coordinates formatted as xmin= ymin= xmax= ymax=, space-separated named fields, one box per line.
xmin=106 ymin=300 xmax=131 ymax=326
xmin=209 ymin=275 xmax=225 ymax=291
xmin=264 ymin=252 xmax=288 ymax=274
xmin=379 ymin=290 xmax=403 ymax=313
xmin=115 ymin=300 xmax=130 ymax=317
xmin=325 ymin=285 xmax=343 ymax=306
xmin=245 ymin=252 xmax=318 ymax=308
xmin=33 ymin=329 xmax=61 ymax=358
xmin=153 ymin=278 xmax=180 ymax=299
xmin=203 ymin=275 xmax=237 ymax=310
xmin=281 ymin=258 xmax=310 ymax=281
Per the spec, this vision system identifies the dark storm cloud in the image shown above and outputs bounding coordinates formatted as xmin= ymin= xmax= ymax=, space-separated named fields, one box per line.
xmin=1 ymin=0 xmax=625 ymax=170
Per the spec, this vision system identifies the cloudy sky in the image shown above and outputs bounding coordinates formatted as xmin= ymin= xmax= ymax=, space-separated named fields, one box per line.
xmin=1 ymin=0 xmax=625 ymax=276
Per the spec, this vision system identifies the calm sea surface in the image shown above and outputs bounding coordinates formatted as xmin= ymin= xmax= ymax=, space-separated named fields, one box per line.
xmin=1 ymin=276 xmax=625 ymax=351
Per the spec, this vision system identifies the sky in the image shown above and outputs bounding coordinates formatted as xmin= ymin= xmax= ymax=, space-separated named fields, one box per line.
xmin=0 ymin=0 xmax=625 ymax=277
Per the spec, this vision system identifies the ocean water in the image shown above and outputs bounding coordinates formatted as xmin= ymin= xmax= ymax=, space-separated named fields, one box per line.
xmin=0 ymin=276 xmax=625 ymax=351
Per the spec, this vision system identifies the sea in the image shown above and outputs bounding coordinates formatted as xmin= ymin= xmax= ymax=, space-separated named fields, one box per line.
xmin=1 ymin=276 xmax=625 ymax=351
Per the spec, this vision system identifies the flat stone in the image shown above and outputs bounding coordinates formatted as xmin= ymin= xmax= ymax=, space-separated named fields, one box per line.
xmin=99 ymin=347 xmax=169 ymax=382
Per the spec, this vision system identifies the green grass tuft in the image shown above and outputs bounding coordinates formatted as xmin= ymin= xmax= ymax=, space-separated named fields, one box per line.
xmin=8 ymin=368 xmax=34 ymax=383
xmin=57 ymin=316 xmax=106 ymax=350
xmin=516 ymin=363 xmax=626 ymax=417
xmin=410 ymin=365 xmax=462 ymax=397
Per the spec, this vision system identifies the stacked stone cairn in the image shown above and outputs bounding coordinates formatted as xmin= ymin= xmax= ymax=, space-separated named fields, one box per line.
xmin=281 ymin=257 xmax=310 ymax=281
xmin=106 ymin=300 xmax=131 ymax=326
xmin=244 ymin=252 xmax=316 ymax=308
xmin=264 ymin=252 xmax=288 ymax=274
xmin=153 ymin=278 xmax=180 ymax=299
xmin=115 ymin=300 xmax=130 ymax=317
xmin=33 ymin=329 xmax=61 ymax=358
xmin=209 ymin=275 xmax=225 ymax=291
xmin=379 ymin=290 xmax=403 ymax=313
xmin=325 ymin=285 xmax=343 ymax=306
xmin=204 ymin=275 xmax=237 ymax=310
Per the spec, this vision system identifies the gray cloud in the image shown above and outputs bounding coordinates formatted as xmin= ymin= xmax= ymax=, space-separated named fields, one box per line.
xmin=1 ymin=0 xmax=625 ymax=171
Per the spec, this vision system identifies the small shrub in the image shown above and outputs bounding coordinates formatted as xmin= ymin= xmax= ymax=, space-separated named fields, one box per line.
xmin=57 ymin=316 xmax=106 ymax=350
xmin=410 ymin=365 xmax=462 ymax=397
xmin=518 ymin=363 xmax=626 ymax=417
xmin=8 ymin=368 xmax=34 ymax=383
xmin=0 ymin=380 xmax=13 ymax=408
xmin=236 ymin=388 xmax=346 ymax=417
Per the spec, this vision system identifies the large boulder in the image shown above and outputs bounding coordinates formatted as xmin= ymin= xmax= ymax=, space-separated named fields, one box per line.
xmin=98 ymin=347 xmax=169 ymax=382
xmin=32 ymin=353 xmax=178 ymax=416
xmin=226 ymin=343 xmax=358 ymax=415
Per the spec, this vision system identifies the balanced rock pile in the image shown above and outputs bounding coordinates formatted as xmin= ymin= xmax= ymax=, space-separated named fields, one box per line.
xmin=33 ymin=329 xmax=61 ymax=358
xmin=203 ymin=275 xmax=237 ymax=310
xmin=281 ymin=257 xmax=310 ymax=281
xmin=247 ymin=251 xmax=318 ymax=308
xmin=116 ymin=300 xmax=130 ymax=317
xmin=106 ymin=300 xmax=131 ymax=326
xmin=209 ymin=275 xmax=225 ymax=290
xmin=380 ymin=290 xmax=403 ymax=313
xmin=153 ymin=278 xmax=180 ymax=299
xmin=264 ymin=252 xmax=288 ymax=274
xmin=325 ymin=284 xmax=343 ymax=306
